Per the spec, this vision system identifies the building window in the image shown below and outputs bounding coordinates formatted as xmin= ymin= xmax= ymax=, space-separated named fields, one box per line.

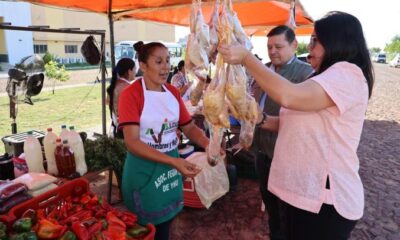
xmin=33 ymin=44 xmax=48 ymax=54
xmin=65 ymin=45 xmax=78 ymax=53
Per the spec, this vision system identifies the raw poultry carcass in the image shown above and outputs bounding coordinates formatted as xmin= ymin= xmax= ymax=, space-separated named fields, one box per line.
xmin=239 ymin=94 xmax=259 ymax=149
xmin=225 ymin=0 xmax=253 ymax=50
xmin=185 ymin=0 xmax=210 ymax=72
xmin=207 ymin=0 xmax=220 ymax=63
xmin=203 ymin=56 xmax=230 ymax=129
xmin=225 ymin=64 xmax=248 ymax=120
xmin=207 ymin=126 xmax=226 ymax=166
xmin=189 ymin=71 xmax=207 ymax=106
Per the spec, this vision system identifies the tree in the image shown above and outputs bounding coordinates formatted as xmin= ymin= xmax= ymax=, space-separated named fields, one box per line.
xmin=44 ymin=60 xmax=70 ymax=94
xmin=296 ymin=42 xmax=308 ymax=55
xmin=384 ymin=35 xmax=400 ymax=54
xmin=369 ymin=47 xmax=381 ymax=54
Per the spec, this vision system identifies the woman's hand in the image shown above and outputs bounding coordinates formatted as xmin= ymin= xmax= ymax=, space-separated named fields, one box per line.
xmin=217 ymin=44 xmax=251 ymax=65
xmin=174 ymin=158 xmax=202 ymax=178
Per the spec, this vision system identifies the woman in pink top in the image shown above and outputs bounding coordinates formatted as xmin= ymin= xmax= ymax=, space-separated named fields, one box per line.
xmin=218 ymin=11 xmax=374 ymax=240
xmin=106 ymin=58 xmax=136 ymax=138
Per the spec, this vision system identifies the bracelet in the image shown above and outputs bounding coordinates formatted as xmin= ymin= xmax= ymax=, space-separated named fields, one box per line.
xmin=256 ymin=112 xmax=267 ymax=127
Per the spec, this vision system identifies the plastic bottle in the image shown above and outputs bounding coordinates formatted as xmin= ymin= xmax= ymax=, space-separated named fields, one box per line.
xmin=62 ymin=139 xmax=76 ymax=178
xmin=54 ymin=138 xmax=64 ymax=177
xmin=24 ymin=131 xmax=45 ymax=173
xmin=43 ymin=128 xmax=58 ymax=175
xmin=55 ymin=138 xmax=76 ymax=178
xmin=59 ymin=125 xmax=69 ymax=142
xmin=68 ymin=126 xmax=87 ymax=176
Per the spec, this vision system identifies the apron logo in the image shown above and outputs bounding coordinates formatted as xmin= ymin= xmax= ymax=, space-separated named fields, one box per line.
xmin=145 ymin=118 xmax=169 ymax=144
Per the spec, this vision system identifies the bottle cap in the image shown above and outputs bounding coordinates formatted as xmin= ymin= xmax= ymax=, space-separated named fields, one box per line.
xmin=62 ymin=139 xmax=68 ymax=144
xmin=47 ymin=128 xmax=52 ymax=132
xmin=27 ymin=131 xmax=33 ymax=135
xmin=69 ymin=126 xmax=75 ymax=130
xmin=61 ymin=125 xmax=67 ymax=129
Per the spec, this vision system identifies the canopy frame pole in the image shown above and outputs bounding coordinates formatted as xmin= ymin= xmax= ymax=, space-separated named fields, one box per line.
xmin=108 ymin=0 xmax=116 ymax=70
xmin=0 ymin=24 xmax=107 ymax=136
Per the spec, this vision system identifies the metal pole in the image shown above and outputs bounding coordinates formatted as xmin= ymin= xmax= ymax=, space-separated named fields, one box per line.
xmin=101 ymin=33 xmax=107 ymax=136
xmin=108 ymin=0 xmax=116 ymax=70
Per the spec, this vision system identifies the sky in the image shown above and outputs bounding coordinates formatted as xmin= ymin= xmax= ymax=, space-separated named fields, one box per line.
xmin=176 ymin=0 xmax=400 ymax=62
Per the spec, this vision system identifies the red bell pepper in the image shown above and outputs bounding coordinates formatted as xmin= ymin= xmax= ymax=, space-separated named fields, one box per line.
xmin=71 ymin=221 xmax=89 ymax=240
xmin=106 ymin=212 xmax=125 ymax=232
xmin=36 ymin=219 xmax=67 ymax=239
xmin=87 ymin=221 xmax=104 ymax=237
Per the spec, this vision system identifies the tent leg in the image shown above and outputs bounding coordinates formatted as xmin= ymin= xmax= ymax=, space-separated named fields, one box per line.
xmin=101 ymin=33 xmax=107 ymax=136
xmin=108 ymin=0 xmax=115 ymax=70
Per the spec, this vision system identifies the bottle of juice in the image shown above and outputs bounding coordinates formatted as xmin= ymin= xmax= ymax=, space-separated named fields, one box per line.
xmin=68 ymin=126 xmax=87 ymax=176
xmin=43 ymin=128 xmax=58 ymax=175
xmin=24 ymin=131 xmax=45 ymax=173
xmin=62 ymin=139 xmax=76 ymax=178
xmin=54 ymin=138 xmax=65 ymax=177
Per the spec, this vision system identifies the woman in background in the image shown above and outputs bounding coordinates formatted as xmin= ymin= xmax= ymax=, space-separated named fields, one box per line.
xmin=171 ymin=60 xmax=192 ymax=101
xmin=106 ymin=58 xmax=136 ymax=138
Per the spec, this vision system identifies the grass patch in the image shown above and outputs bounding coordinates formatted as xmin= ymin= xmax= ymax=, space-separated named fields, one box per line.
xmin=0 ymin=84 xmax=104 ymax=154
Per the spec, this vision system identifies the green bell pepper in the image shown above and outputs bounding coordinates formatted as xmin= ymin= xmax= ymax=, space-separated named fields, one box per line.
xmin=12 ymin=218 xmax=32 ymax=233
xmin=57 ymin=231 xmax=77 ymax=240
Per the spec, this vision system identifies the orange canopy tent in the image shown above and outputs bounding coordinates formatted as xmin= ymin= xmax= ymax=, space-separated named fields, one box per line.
xmin=18 ymin=0 xmax=313 ymax=67
xmin=245 ymin=24 xmax=314 ymax=37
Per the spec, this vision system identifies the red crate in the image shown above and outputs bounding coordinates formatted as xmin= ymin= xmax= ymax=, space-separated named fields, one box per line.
xmin=183 ymin=177 xmax=205 ymax=208
xmin=0 ymin=178 xmax=155 ymax=240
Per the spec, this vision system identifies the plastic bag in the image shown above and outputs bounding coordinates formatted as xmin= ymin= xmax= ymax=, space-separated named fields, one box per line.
xmin=13 ymin=172 xmax=57 ymax=191
xmin=186 ymin=152 xmax=229 ymax=208
xmin=0 ymin=180 xmax=27 ymax=204
xmin=81 ymin=35 xmax=101 ymax=65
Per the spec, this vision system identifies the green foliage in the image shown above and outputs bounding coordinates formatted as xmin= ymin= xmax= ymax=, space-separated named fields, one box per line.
xmin=296 ymin=42 xmax=308 ymax=55
xmin=369 ymin=47 xmax=381 ymax=54
xmin=45 ymin=60 xmax=70 ymax=94
xmin=384 ymin=35 xmax=400 ymax=55
xmin=43 ymin=52 xmax=56 ymax=64
xmin=84 ymin=136 xmax=126 ymax=183
xmin=45 ymin=61 xmax=70 ymax=82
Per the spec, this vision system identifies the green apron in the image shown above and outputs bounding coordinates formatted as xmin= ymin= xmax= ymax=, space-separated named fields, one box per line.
xmin=122 ymin=148 xmax=183 ymax=225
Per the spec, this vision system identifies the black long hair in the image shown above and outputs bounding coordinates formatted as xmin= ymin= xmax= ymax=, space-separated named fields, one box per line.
xmin=314 ymin=11 xmax=374 ymax=98
xmin=133 ymin=41 xmax=167 ymax=64
xmin=106 ymin=58 xmax=135 ymax=116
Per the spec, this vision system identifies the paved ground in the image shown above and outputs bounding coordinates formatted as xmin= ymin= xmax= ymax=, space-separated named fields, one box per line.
xmin=4 ymin=63 xmax=399 ymax=239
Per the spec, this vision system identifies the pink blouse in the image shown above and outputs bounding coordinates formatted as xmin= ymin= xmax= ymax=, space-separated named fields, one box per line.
xmin=268 ymin=62 xmax=369 ymax=220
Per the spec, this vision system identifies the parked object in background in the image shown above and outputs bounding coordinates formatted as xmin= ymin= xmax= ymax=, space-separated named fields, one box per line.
xmin=389 ymin=54 xmax=400 ymax=68
xmin=43 ymin=128 xmax=58 ymax=175
xmin=68 ymin=126 xmax=87 ymax=175
xmin=23 ymin=131 xmax=45 ymax=173
xmin=373 ymin=53 xmax=386 ymax=63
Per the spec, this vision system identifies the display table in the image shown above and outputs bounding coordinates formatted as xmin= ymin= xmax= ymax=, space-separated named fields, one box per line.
xmin=81 ymin=166 xmax=121 ymax=204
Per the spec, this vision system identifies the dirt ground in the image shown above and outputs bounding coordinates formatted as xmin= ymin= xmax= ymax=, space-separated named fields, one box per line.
xmin=4 ymin=63 xmax=400 ymax=239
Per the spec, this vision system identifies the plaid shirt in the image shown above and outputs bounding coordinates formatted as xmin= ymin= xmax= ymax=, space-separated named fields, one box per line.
xmin=171 ymin=71 xmax=187 ymax=89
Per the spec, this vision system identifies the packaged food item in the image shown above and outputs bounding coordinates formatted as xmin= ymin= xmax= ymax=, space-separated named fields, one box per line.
xmin=12 ymin=172 xmax=57 ymax=191
xmin=0 ymin=180 xmax=27 ymax=204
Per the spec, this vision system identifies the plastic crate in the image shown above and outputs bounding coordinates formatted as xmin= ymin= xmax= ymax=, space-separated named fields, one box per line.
xmin=1 ymin=130 xmax=45 ymax=157
xmin=183 ymin=177 xmax=205 ymax=209
xmin=0 ymin=178 xmax=155 ymax=240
